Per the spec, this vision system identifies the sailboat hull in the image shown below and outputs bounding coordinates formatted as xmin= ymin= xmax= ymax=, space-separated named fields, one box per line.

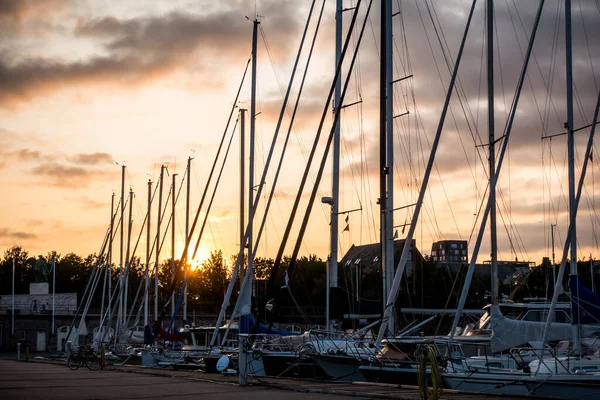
xmin=309 ymin=353 xmax=365 ymax=382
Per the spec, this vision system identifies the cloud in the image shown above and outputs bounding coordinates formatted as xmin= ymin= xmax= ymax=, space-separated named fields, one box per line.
xmin=0 ymin=227 xmax=37 ymax=240
xmin=70 ymin=152 xmax=113 ymax=165
xmin=30 ymin=162 xmax=113 ymax=188
xmin=0 ymin=0 xmax=67 ymax=18
xmin=0 ymin=2 xmax=303 ymax=106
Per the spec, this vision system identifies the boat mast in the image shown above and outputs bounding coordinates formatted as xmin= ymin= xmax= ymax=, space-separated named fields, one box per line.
xmin=248 ymin=18 xmax=258 ymax=310
xmin=184 ymin=158 xmax=191 ymax=322
xmin=384 ymin=0 xmax=394 ymax=334
xmin=171 ymin=173 xmax=177 ymax=318
xmin=487 ymin=0 xmax=498 ymax=306
xmin=240 ymin=108 xmax=246 ymax=282
xmin=119 ymin=165 xmax=125 ymax=328
xmin=565 ymin=0 xmax=580 ymax=352
xmin=105 ymin=193 xmax=115 ymax=324
xmin=327 ymin=0 xmax=342 ymax=333
xmin=379 ymin=0 xmax=388 ymax=323
xmin=124 ymin=188 xmax=133 ymax=325
xmin=155 ymin=165 xmax=165 ymax=322
xmin=145 ymin=179 xmax=151 ymax=326
xmin=377 ymin=0 xmax=478 ymax=345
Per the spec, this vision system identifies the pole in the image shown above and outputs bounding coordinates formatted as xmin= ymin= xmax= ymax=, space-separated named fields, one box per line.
xmin=565 ymin=0 xmax=580 ymax=352
xmin=248 ymin=19 xmax=259 ymax=303
xmin=328 ymin=0 xmax=343 ymax=333
xmin=591 ymin=257 xmax=595 ymax=293
xmin=119 ymin=165 xmax=125 ymax=328
xmin=155 ymin=165 xmax=165 ymax=322
xmin=551 ymin=224 xmax=556 ymax=287
xmin=108 ymin=193 xmax=114 ymax=322
xmin=379 ymin=0 xmax=388 ymax=324
xmin=145 ymin=179 xmax=152 ymax=326
xmin=487 ymin=0 xmax=499 ymax=305
xmin=123 ymin=188 xmax=133 ymax=326
xmin=52 ymin=256 xmax=55 ymax=335
xmin=12 ymin=256 xmax=15 ymax=336
xmin=240 ymin=108 xmax=246 ymax=281
xmin=171 ymin=173 xmax=177 ymax=318
xmin=385 ymin=0 xmax=395 ymax=335
xmin=184 ymin=158 xmax=191 ymax=322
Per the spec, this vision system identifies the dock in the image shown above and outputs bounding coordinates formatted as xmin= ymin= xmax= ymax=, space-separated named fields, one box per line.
xmin=0 ymin=357 xmax=520 ymax=400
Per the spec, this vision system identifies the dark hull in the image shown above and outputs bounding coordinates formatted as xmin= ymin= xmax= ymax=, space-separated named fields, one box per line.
xmin=309 ymin=353 xmax=365 ymax=382
xmin=261 ymin=353 xmax=328 ymax=379
xmin=359 ymin=364 xmax=423 ymax=386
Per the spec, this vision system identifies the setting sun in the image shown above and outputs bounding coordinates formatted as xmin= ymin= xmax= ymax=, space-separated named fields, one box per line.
xmin=189 ymin=246 xmax=210 ymax=271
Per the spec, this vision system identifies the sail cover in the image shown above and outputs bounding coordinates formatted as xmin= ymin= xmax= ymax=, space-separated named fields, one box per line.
xmin=569 ymin=275 xmax=600 ymax=324
xmin=489 ymin=305 xmax=600 ymax=352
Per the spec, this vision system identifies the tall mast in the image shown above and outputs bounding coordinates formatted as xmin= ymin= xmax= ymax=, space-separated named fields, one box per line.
xmin=184 ymin=158 xmax=191 ymax=322
xmin=155 ymin=165 xmax=165 ymax=321
xmin=327 ymin=0 xmax=343 ymax=332
xmin=145 ymin=179 xmax=152 ymax=326
xmin=565 ymin=0 xmax=580 ymax=351
xmin=119 ymin=165 xmax=125 ymax=328
xmin=384 ymin=0 xmax=394 ymax=335
xmin=171 ymin=173 xmax=177 ymax=318
xmin=240 ymin=108 xmax=247 ymax=281
xmin=248 ymin=19 xmax=259 ymax=304
xmin=108 ymin=192 xmax=114 ymax=326
xmin=379 ymin=0 xmax=388 ymax=322
xmin=124 ymin=187 xmax=133 ymax=325
xmin=487 ymin=0 xmax=498 ymax=305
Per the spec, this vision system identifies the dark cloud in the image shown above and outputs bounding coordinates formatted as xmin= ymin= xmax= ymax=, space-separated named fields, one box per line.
xmin=30 ymin=162 xmax=113 ymax=188
xmin=0 ymin=2 xmax=303 ymax=106
xmin=0 ymin=0 xmax=67 ymax=18
xmin=70 ymin=152 xmax=113 ymax=165
xmin=0 ymin=227 xmax=37 ymax=240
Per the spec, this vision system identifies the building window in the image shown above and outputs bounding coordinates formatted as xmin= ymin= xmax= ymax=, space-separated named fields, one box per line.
xmin=451 ymin=243 xmax=457 ymax=249
xmin=19 ymin=330 xmax=26 ymax=340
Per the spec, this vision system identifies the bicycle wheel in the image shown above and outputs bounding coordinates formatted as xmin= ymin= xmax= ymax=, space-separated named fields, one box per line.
xmin=85 ymin=353 xmax=100 ymax=371
xmin=68 ymin=352 xmax=82 ymax=371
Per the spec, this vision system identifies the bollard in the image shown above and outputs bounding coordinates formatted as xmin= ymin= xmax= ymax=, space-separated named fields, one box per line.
xmin=25 ymin=346 xmax=30 ymax=362
xmin=17 ymin=343 xmax=21 ymax=361
xmin=238 ymin=334 xmax=248 ymax=386
xmin=101 ymin=344 xmax=106 ymax=370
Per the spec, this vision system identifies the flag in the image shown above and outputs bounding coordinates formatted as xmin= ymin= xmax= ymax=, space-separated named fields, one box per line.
xmin=343 ymin=224 xmax=349 ymax=232
xmin=394 ymin=229 xmax=398 ymax=239
xmin=590 ymin=150 xmax=594 ymax=163
xmin=345 ymin=214 xmax=349 ymax=223
xmin=402 ymin=224 xmax=406 ymax=234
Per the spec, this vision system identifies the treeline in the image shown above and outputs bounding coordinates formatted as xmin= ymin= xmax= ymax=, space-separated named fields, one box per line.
xmin=3 ymin=245 xmax=590 ymax=330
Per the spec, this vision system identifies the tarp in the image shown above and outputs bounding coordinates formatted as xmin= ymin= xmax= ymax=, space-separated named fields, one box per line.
xmin=239 ymin=314 xmax=300 ymax=336
xmin=569 ymin=275 xmax=600 ymax=324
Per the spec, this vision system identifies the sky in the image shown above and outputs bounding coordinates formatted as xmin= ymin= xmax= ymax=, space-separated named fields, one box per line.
xmin=1 ymin=0 xmax=600 ymax=269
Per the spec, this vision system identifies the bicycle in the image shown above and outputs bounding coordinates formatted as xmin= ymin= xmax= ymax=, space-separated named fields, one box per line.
xmin=67 ymin=345 xmax=101 ymax=371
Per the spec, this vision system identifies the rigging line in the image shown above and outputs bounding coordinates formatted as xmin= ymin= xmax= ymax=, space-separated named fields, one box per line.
xmin=156 ymin=59 xmax=250 ymax=327
xmin=251 ymin=0 xmax=324 ymax=261
xmin=191 ymin=118 xmax=239 ymax=260
xmin=260 ymin=0 xmax=368 ymax=330
xmin=259 ymin=24 xmax=330 ymax=225
xmin=578 ymin=2 xmax=598 ymax=93
xmin=287 ymin=0 xmax=372 ymax=285
xmin=427 ymin=0 xmax=483 ymax=143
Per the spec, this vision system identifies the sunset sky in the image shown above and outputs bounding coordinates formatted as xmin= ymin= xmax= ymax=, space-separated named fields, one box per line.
xmin=1 ymin=0 xmax=599 ymax=269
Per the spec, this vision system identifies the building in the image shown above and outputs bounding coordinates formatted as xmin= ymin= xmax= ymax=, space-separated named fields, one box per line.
xmin=430 ymin=240 xmax=468 ymax=264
